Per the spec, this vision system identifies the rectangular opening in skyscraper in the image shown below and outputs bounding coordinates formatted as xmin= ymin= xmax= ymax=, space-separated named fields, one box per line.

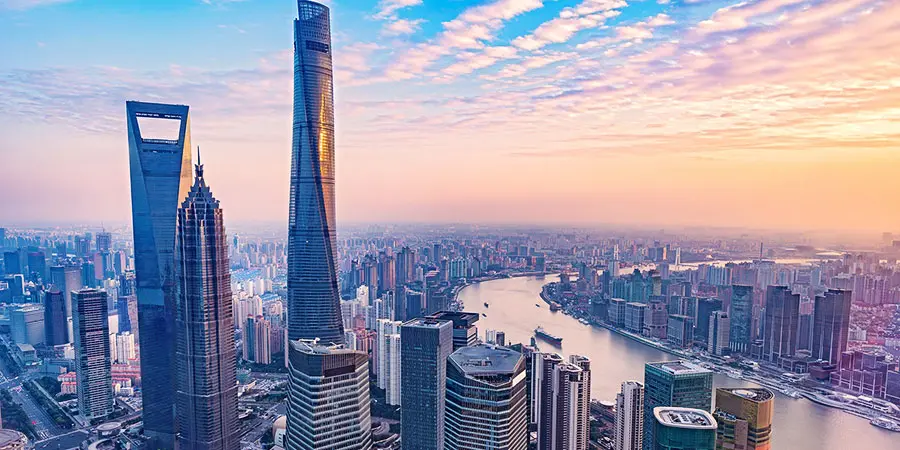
xmin=135 ymin=116 xmax=182 ymax=143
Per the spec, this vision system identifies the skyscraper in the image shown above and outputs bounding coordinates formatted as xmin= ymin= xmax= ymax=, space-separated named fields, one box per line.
xmin=445 ymin=345 xmax=528 ymax=450
xmin=400 ymin=318 xmax=453 ymax=450
xmin=708 ymin=311 xmax=730 ymax=356
xmin=286 ymin=0 xmax=343 ymax=344
xmin=50 ymin=264 xmax=82 ymax=324
xmin=285 ymin=340 xmax=372 ymax=450
xmin=762 ymin=285 xmax=800 ymax=362
xmin=127 ymin=100 xmax=192 ymax=446
xmin=174 ymin=158 xmax=239 ymax=450
xmin=72 ymin=289 xmax=113 ymax=420
xmin=426 ymin=311 xmax=479 ymax=350
xmin=534 ymin=354 xmax=590 ymax=450
xmin=714 ymin=388 xmax=774 ymax=450
xmin=729 ymin=285 xmax=753 ymax=353
xmin=651 ymin=407 xmax=716 ymax=450
xmin=811 ymin=289 xmax=851 ymax=365
xmin=643 ymin=361 xmax=713 ymax=450
xmin=616 ymin=381 xmax=644 ymax=450
xmin=44 ymin=290 xmax=68 ymax=346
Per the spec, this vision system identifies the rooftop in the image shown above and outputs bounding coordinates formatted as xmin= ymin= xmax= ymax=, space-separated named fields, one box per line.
xmin=403 ymin=318 xmax=452 ymax=329
xmin=653 ymin=407 xmax=717 ymax=429
xmin=289 ymin=338 xmax=357 ymax=355
xmin=0 ymin=429 xmax=27 ymax=446
xmin=719 ymin=387 xmax=774 ymax=402
xmin=450 ymin=344 xmax=522 ymax=376
xmin=427 ymin=311 xmax=479 ymax=327
xmin=647 ymin=360 xmax=711 ymax=376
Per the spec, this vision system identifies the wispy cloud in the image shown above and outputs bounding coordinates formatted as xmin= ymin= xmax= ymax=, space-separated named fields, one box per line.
xmin=0 ymin=0 xmax=72 ymax=10
xmin=372 ymin=0 xmax=422 ymax=20
xmin=382 ymin=18 xmax=425 ymax=36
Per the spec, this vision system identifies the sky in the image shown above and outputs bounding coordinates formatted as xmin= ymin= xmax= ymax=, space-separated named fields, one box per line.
xmin=1 ymin=0 xmax=899 ymax=232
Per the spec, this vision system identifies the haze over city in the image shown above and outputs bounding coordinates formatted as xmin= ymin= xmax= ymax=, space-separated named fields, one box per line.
xmin=2 ymin=0 xmax=899 ymax=231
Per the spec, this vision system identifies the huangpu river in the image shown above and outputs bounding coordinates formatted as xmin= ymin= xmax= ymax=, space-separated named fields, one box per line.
xmin=457 ymin=275 xmax=900 ymax=450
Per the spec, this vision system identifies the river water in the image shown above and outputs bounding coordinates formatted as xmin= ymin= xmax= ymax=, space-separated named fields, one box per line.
xmin=458 ymin=275 xmax=900 ymax=450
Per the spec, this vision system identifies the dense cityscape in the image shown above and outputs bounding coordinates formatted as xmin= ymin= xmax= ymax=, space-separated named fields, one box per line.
xmin=2 ymin=1 xmax=900 ymax=450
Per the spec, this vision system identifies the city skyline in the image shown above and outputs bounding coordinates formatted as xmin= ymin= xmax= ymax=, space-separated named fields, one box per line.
xmin=2 ymin=0 xmax=900 ymax=232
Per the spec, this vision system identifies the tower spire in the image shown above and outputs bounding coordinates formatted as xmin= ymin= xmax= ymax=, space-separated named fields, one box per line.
xmin=195 ymin=145 xmax=204 ymax=178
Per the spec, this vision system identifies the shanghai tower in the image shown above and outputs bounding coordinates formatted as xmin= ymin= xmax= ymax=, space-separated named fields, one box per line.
xmin=174 ymin=155 xmax=239 ymax=450
xmin=127 ymin=101 xmax=192 ymax=447
xmin=287 ymin=0 xmax=344 ymax=344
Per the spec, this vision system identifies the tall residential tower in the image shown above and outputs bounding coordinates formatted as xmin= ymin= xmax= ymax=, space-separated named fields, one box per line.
xmin=127 ymin=100 xmax=192 ymax=446
xmin=174 ymin=157 xmax=239 ymax=450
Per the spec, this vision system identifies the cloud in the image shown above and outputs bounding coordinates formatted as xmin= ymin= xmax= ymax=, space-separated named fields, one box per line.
xmin=385 ymin=0 xmax=544 ymax=79
xmin=373 ymin=0 xmax=422 ymax=20
xmin=511 ymin=0 xmax=627 ymax=51
xmin=382 ymin=18 xmax=425 ymax=36
xmin=0 ymin=0 xmax=71 ymax=10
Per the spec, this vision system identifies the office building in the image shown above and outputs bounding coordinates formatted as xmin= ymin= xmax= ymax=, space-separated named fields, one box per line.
xmin=626 ymin=302 xmax=648 ymax=334
xmin=445 ymin=345 xmax=528 ymax=450
xmin=694 ymin=298 xmax=723 ymax=345
xmin=714 ymin=388 xmax=774 ymax=450
xmin=26 ymin=251 xmax=46 ymax=282
xmin=244 ymin=315 xmax=272 ymax=365
xmin=609 ymin=298 xmax=627 ymax=327
xmin=708 ymin=311 xmax=730 ymax=356
xmin=644 ymin=300 xmax=668 ymax=339
xmin=729 ymin=285 xmax=753 ymax=353
xmin=643 ymin=361 xmax=713 ymax=450
xmin=115 ymin=332 xmax=136 ymax=364
xmin=651 ymin=407 xmax=716 ymax=450
xmin=667 ymin=315 xmax=693 ymax=348
xmin=400 ymin=318 xmax=453 ymax=450
xmin=831 ymin=350 xmax=894 ymax=398
xmin=286 ymin=0 xmax=344 ymax=345
xmin=886 ymin=370 xmax=900 ymax=406
xmin=72 ymin=289 xmax=113 ymax=419
xmin=10 ymin=305 xmax=44 ymax=346
xmin=426 ymin=311 xmax=479 ymax=350
xmin=116 ymin=295 xmax=138 ymax=339
xmin=50 ymin=264 xmax=82 ymax=322
xmin=763 ymin=286 xmax=800 ymax=362
xmin=811 ymin=289 xmax=851 ymax=365
xmin=616 ymin=381 xmax=644 ymax=450
xmin=44 ymin=290 xmax=68 ymax=346
xmin=174 ymin=158 xmax=240 ymax=450
xmin=127 ymin=100 xmax=193 ymax=447
xmin=285 ymin=340 xmax=372 ymax=450
xmin=534 ymin=354 xmax=590 ymax=450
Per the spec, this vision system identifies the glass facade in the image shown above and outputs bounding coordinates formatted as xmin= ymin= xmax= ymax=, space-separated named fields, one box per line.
xmin=174 ymin=163 xmax=240 ymax=450
xmin=287 ymin=0 xmax=344 ymax=344
xmin=72 ymin=289 xmax=113 ymax=419
xmin=445 ymin=345 xmax=528 ymax=450
xmin=728 ymin=285 xmax=753 ymax=353
xmin=643 ymin=362 xmax=713 ymax=450
xmin=400 ymin=319 xmax=454 ymax=450
xmin=126 ymin=100 xmax=193 ymax=447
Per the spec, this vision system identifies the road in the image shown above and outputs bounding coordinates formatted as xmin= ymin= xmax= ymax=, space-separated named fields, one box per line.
xmin=32 ymin=430 xmax=89 ymax=450
xmin=240 ymin=403 xmax=285 ymax=447
xmin=10 ymin=383 xmax=64 ymax=440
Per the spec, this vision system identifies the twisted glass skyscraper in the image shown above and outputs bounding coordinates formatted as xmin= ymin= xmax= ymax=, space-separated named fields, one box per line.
xmin=126 ymin=100 xmax=192 ymax=447
xmin=287 ymin=0 xmax=343 ymax=344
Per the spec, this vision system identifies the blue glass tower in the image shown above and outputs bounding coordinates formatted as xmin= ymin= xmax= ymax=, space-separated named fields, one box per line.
xmin=126 ymin=100 xmax=192 ymax=447
xmin=287 ymin=0 xmax=343 ymax=344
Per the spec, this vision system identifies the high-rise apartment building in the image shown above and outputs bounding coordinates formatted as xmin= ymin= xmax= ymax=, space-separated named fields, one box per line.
xmin=616 ymin=381 xmax=644 ymax=450
xmin=811 ymin=289 xmax=851 ymax=365
xmin=286 ymin=0 xmax=343 ymax=344
xmin=651 ymin=407 xmax=716 ymax=450
xmin=445 ymin=345 xmax=528 ymax=450
xmin=174 ymin=159 xmax=240 ymax=450
xmin=763 ymin=286 xmax=800 ymax=362
xmin=285 ymin=340 xmax=372 ymax=450
xmin=375 ymin=319 xmax=401 ymax=388
xmin=714 ymin=388 xmax=774 ymax=450
xmin=44 ymin=290 xmax=68 ymax=346
xmin=127 ymin=100 xmax=193 ymax=447
xmin=400 ymin=318 xmax=453 ymax=450
xmin=533 ymin=354 xmax=590 ymax=450
xmin=72 ymin=289 xmax=113 ymax=420
xmin=386 ymin=334 xmax=401 ymax=405
xmin=643 ymin=361 xmax=713 ymax=450
xmin=708 ymin=311 xmax=730 ymax=356
xmin=729 ymin=285 xmax=753 ymax=353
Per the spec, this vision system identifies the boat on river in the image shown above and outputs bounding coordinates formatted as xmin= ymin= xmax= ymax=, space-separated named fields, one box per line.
xmin=870 ymin=417 xmax=900 ymax=432
xmin=535 ymin=326 xmax=563 ymax=345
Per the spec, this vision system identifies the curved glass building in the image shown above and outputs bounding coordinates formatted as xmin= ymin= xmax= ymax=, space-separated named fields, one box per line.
xmin=287 ymin=0 xmax=343 ymax=344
